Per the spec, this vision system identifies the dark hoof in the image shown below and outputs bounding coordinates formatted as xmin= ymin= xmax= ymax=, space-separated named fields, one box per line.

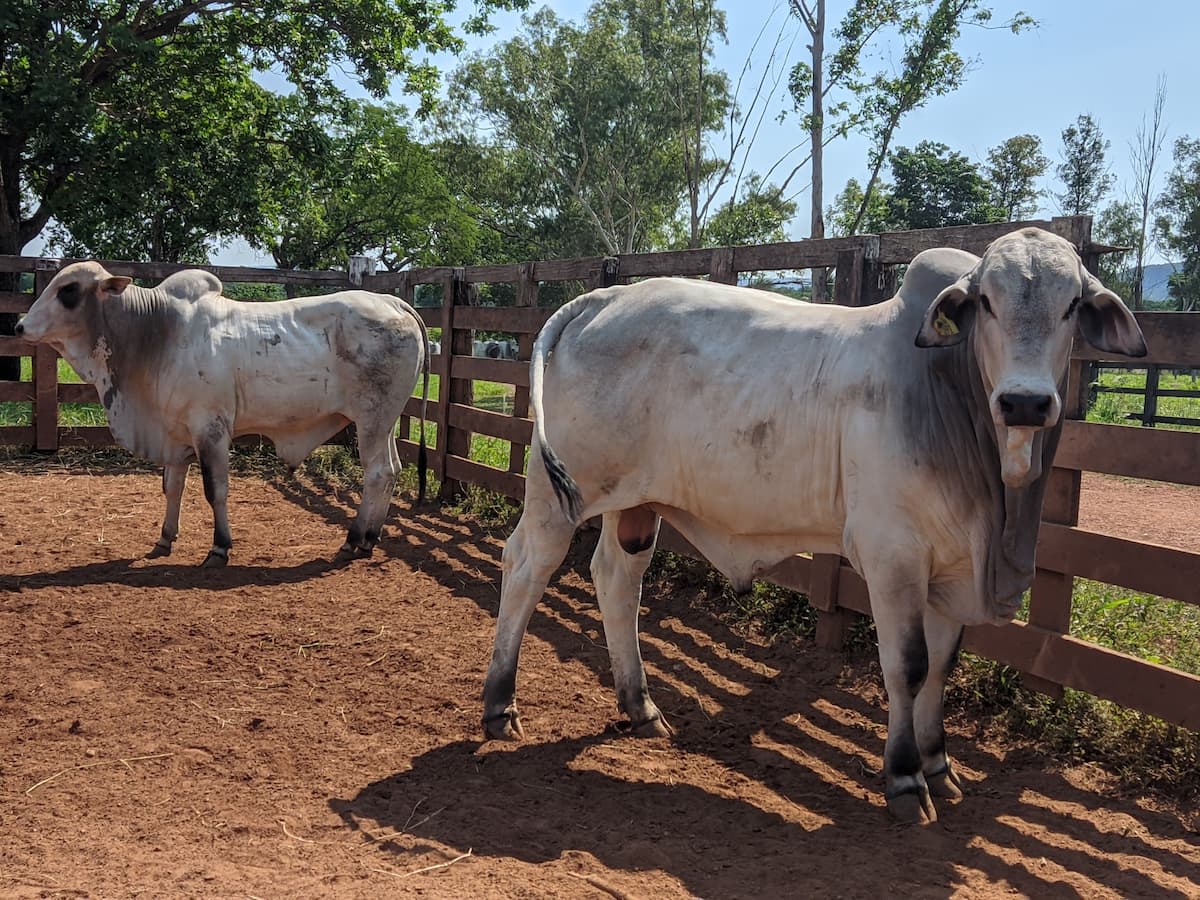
xmin=200 ymin=550 xmax=229 ymax=568
xmin=482 ymin=708 xmax=524 ymax=741
xmin=886 ymin=784 xmax=937 ymax=825
xmin=927 ymin=764 xmax=964 ymax=801
xmin=145 ymin=543 xmax=172 ymax=559
xmin=617 ymin=711 xmax=674 ymax=738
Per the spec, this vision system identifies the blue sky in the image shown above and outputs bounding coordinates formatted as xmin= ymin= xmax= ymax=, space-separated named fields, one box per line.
xmin=219 ymin=0 xmax=1195 ymax=265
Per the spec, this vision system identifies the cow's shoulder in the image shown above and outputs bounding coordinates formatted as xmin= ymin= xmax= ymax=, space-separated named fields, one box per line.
xmin=157 ymin=269 xmax=223 ymax=303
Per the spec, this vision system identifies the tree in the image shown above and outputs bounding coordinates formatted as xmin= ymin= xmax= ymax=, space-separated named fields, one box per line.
xmin=244 ymin=100 xmax=479 ymax=279
xmin=0 ymin=0 xmax=518 ymax=378
xmin=985 ymin=134 xmax=1049 ymax=221
xmin=445 ymin=2 xmax=729 ymax=257
xmin=699 ymin=175 xmax=797 ymax=248
xmin=43 ymin=72 xmax=287 ymax=264
xmin=887 ymin=141 xmax=1003 ymax=230
xmin=1094 ymin=200 xmax=1140 ymax=302
xmin=1127 ymin=76 xmax=1168 ymax=309
xmin=785 ymin=2 xmax=1031 ymax=298
xmin=827 ymin=178 xmax=893 ymax=237
xmin=1155 ymin=136 xmax=1200 ymax=311
xmin=1055 ymin=113 xmax=1114 ymax=215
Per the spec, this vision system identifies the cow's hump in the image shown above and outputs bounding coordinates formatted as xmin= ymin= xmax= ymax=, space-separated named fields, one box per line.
xmin=157 ymin=269 xmax=223 ymax=303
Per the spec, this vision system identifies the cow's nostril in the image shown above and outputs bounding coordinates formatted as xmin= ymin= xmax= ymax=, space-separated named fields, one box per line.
xmin=998 ymin=392 xmax=1053 ymax=427
xmin=14 ymin=322 xmax=24 ymax=335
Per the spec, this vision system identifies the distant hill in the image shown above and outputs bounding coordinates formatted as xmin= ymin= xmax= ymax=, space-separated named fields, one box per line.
xmin=1138 ymin=262 xmax=1179 ymax=303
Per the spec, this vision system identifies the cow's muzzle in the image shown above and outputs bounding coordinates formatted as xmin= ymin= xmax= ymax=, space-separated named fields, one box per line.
xmin=998 ymin=391 xmax=1053 ymax=428
xmin=14 ymin=322 xmax=24 ymax=336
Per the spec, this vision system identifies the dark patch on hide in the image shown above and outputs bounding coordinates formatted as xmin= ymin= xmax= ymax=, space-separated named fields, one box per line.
xmin=101 ymin=384 xmax=117 ymax=410
xmin=900 ymin=323 xmax=1065 ymax=617
xmin=482 ymin=666 xmax=518 ymax=711
xmin=617 ymin=505 xmax=657 ymax=555
xmin=886 ymin=734 xmax=923 ymax=782
xmin=902 ymin=625 xmax=929 ymax=695
xmin=945 ymin=626 xmax=965 ymax=678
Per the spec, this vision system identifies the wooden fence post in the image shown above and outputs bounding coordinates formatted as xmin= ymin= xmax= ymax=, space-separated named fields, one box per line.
xmin=592 ymin=256 xmax=620 ymax=290
xmin=1140 ymin=364 xmax=1161 ymax=427
xmin=709 ymin=247 xmax=737 ymax=284
xmin=32 ymin=261 xmax=60 ymax=451
xmin=439 ymin=268 xmax=475 ymax=500
xmin=509 ymin=262 xmax=537 ymax=476
xmin=810 ymin=554 xmax=850 ymax=649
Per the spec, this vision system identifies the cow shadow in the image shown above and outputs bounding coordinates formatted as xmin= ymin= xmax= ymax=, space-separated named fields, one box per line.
xmin=246 ymin=479 xmax=1200 ymax=895
xmin=2 ymin=554 xmax=351 ymax=593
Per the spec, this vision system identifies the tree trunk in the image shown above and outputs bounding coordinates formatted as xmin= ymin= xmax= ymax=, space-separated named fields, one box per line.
xmin=809 ymin=0 xmax=827 ymax=303
xmin=0 ymin=210 xmax=22 ymax=381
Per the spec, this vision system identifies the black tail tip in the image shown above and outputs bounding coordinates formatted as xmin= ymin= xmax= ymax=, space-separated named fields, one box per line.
xmin=541 ymin=446 xmax=582 ymax=523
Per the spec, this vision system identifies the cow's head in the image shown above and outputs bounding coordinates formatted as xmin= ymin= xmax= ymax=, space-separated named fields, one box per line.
xmin=16 ymin=261 xmax=132 ymax=349
xmin=915 ymin=228 xmax=1146 ymax=488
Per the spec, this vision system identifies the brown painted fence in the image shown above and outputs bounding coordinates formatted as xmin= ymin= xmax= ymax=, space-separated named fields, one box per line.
xmin=2 ymin=215 xmax=1198 ymax=730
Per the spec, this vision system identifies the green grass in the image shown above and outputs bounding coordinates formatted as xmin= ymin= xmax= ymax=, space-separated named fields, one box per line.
xmin=1087 ymin=368 xmax=1200 ymax=431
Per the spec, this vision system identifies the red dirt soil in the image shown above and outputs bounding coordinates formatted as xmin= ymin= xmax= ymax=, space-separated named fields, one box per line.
xmin=0 ymin=463 xmax=1197 ymax=898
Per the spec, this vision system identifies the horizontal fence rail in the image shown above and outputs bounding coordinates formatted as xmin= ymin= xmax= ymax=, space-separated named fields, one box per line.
xmin=2 ymin=215 xmax=1198 ymax=729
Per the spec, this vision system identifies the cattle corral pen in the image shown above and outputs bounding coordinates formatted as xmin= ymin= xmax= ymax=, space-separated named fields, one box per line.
xmin=1 ymin=215 xmax=1197 ymax=732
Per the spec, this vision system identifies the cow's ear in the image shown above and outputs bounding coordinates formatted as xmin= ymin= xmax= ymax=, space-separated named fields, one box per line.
xmin=916 ymin=271 xmax=976 ymax=348
xmin=1078 ymin=270 xmax=1147 ymax=357
xmin=99 ymin=276 xmax=132 ymax=297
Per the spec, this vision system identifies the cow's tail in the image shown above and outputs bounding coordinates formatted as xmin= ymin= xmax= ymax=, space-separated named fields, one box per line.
xmin=389 ymin=294 xmax=430 ymax=505
xmin=530 ymin=293 xmax=594 ymax=524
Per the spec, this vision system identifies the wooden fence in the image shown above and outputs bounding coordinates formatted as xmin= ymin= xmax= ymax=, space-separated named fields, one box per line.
xmin=1090 ymin=363 xmax=1200 ymax=428
xmin=2 ymin=215 xmax=1198 ymax=731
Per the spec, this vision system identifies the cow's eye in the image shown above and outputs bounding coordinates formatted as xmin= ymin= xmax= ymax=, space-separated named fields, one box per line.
xmin=1064 ymin=297 xmax=1080 ymax=320
xmin=58 ymin=282 xmax=81 ymax=310
xmin=979 ymin=294 xmax=993 ymax=316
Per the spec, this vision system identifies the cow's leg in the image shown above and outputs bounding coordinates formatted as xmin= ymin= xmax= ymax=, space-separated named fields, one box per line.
xmin=196 ymin=427 xmax=233 ymax=567
xmin=865 ymin=558 xmax=937 ymax=824
xmin=147 ymin=462 xmax=188 ymax=558
xmin=482 ymin=474 xmax=576 ymax=741
xmin=916 ymin=604 xmax=966 ymax=801
xmin=592 ymin=506 xmax=669 ymax=737
xmin=343 ymin=420 xmax=398 ymax=555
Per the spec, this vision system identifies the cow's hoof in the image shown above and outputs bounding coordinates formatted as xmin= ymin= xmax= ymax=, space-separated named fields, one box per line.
xmin=926 ymin=765 xmax=964 ymax=801
xmin=886 ymin=787 xmax=937 ymax=825
xmin=630 ymin=712 xmax=673 ymax=738
xmin=482 ymin=708 xmax=524 ymax=741
xmin=200 ymin=550 xmax=229 ymax=568
xmin=146 ymin=543 xmax=172 ymax=559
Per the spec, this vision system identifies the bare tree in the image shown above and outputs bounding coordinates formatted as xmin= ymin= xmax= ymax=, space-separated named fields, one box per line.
xmin=1128 ymin=76 xmax=1168 ymax=309
xmin=792 ymin=0 xmax=830 ymax=300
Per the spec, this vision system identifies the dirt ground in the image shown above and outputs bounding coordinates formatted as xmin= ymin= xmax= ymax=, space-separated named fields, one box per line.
xmin=1 ymin=462 xmax=1197 ymax=899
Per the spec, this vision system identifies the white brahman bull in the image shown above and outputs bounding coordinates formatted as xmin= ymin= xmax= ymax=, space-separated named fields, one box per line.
xmin=17 ymin=261 xmax=429 ymax=566
xmin=481 ymin=228 xmax=1146 ymax=823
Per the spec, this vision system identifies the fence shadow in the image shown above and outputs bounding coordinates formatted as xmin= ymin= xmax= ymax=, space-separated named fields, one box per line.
xmin=246 ymin=486 xmax=1199 ymax=898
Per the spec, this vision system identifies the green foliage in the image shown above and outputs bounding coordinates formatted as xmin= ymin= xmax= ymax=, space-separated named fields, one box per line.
xmin=1055 ymin=113 xmax=1114 ymax=216
xmin=887 ymin=141 xmax=1004 ymax=229
xmin=827 ymin=178 xmax=893 ymax=237
xmin=245 ymin=99 xmax=480 ymax=272
xmin=802 ymin=0 xmax=1034 ymax=234
xmin=0 ymin=0 xmax=520 ymax=267
xmin=697 ymin=175 xmax=797 ymax=247
xmin=1154 ymin=136 xmax=1200 ymax=312
xmin=984 ymin=134 xmax=1049 ymax=221
xmin=442 ymin=0 xmax=731 ymax=257
xmin=1095 ymin=200 xmax=1141 ymax=301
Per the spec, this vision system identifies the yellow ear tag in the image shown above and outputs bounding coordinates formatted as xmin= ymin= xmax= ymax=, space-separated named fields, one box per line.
xmin=933 ymin=310 xmax=959 ymax=338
